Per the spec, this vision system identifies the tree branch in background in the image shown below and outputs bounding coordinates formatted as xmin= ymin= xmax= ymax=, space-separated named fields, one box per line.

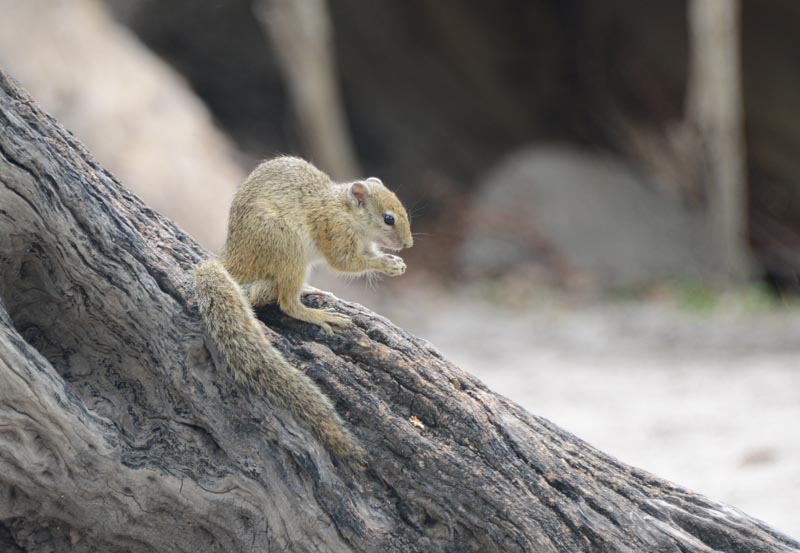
xmin=254 ymin=0 xmax=361 ymax=180
xmin=686 ymin=0 xmax=750 ymax=281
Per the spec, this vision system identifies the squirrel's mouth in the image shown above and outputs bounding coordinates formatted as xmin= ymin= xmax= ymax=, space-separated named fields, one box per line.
xmin=379 ymin=238 xmax=405 ymax=252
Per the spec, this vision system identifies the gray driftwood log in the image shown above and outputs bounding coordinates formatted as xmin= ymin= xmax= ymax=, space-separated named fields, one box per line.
xmin=0 ymin=70 xmax=797 ymax=553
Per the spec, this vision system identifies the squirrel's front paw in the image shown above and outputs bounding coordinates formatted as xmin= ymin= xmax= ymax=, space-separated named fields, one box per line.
xmin=380 ymin=254 xmax=406 ymax=277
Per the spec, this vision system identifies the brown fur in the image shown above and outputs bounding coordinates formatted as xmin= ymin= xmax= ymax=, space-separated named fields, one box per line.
xmin=193 ymin=156 xmax=412 ymax=463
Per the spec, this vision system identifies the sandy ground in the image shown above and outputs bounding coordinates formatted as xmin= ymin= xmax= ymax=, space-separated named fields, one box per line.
xmin=316 ymin=275 xmax=800 ymax=540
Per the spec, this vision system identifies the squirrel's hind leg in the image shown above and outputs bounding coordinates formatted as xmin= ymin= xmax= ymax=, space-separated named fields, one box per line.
xmin=241 ymin=279 xmax=278 ymax=308
xmin=275 ymin=270 xmax=349 ymax=335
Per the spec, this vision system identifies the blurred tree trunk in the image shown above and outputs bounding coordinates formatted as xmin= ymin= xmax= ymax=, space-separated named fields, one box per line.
xmin=254 ymin=0 xmax=361 ymax=180
xmin=2 ymin=70 xmax=798 ymax=552
xmin=686 ymin=0 xmax=750 ymax=281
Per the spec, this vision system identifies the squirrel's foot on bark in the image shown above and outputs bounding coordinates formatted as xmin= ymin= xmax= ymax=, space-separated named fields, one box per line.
xmin=315 ymin=310 xmax=350 ymax=336
xmin=284 ymin=303 xmax=350 ymax=336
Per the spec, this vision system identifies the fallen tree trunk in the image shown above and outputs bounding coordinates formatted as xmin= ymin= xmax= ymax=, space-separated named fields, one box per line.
xmin=0 ymin=70 xmax=797 ymax=553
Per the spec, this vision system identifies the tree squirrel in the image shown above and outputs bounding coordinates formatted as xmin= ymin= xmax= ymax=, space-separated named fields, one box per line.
xmin=193 ymin=156 xmax=413 ymax=462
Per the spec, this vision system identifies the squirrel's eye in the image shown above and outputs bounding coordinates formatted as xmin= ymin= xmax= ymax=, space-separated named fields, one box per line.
xmin=383 ymin=214 xmax=395 ymax=226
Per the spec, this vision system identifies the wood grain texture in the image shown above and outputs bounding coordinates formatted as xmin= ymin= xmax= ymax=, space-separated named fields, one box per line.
xmin=0 ymin=69 xmax=797 ymax=552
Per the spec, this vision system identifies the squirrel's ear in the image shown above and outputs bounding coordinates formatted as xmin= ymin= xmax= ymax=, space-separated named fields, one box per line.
xmin=349 ymin=181 xmax=369 ymax=207
xmin=365 ymin=177 xmax=383 ymax=186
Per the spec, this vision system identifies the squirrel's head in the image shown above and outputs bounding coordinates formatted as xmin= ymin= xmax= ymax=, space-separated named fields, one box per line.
xmin=347 ymin=178 xmax=413 ymax=251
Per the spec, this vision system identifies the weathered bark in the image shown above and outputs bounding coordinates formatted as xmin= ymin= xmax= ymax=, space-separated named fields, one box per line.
xmin=0 ymin=71 xmax=797 ymax=553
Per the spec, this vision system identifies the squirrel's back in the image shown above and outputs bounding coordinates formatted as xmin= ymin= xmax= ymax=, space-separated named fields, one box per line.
xmin=223 ymin=157 xmax=335 ymax=281
xmin=235 ymin=156 xmax=332 ymax=208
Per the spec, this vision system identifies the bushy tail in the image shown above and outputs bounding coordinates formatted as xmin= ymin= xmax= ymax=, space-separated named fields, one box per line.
xmin=193 ymin=260 xmax=365 ymax=464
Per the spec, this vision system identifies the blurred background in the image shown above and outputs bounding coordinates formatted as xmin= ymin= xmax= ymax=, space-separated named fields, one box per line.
xmin=1 ymin=0 xmax=798 ymax=537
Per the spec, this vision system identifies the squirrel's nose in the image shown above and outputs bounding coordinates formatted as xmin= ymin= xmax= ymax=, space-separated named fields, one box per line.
xmin=404 ymin=236 xmax=414 ymax=249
